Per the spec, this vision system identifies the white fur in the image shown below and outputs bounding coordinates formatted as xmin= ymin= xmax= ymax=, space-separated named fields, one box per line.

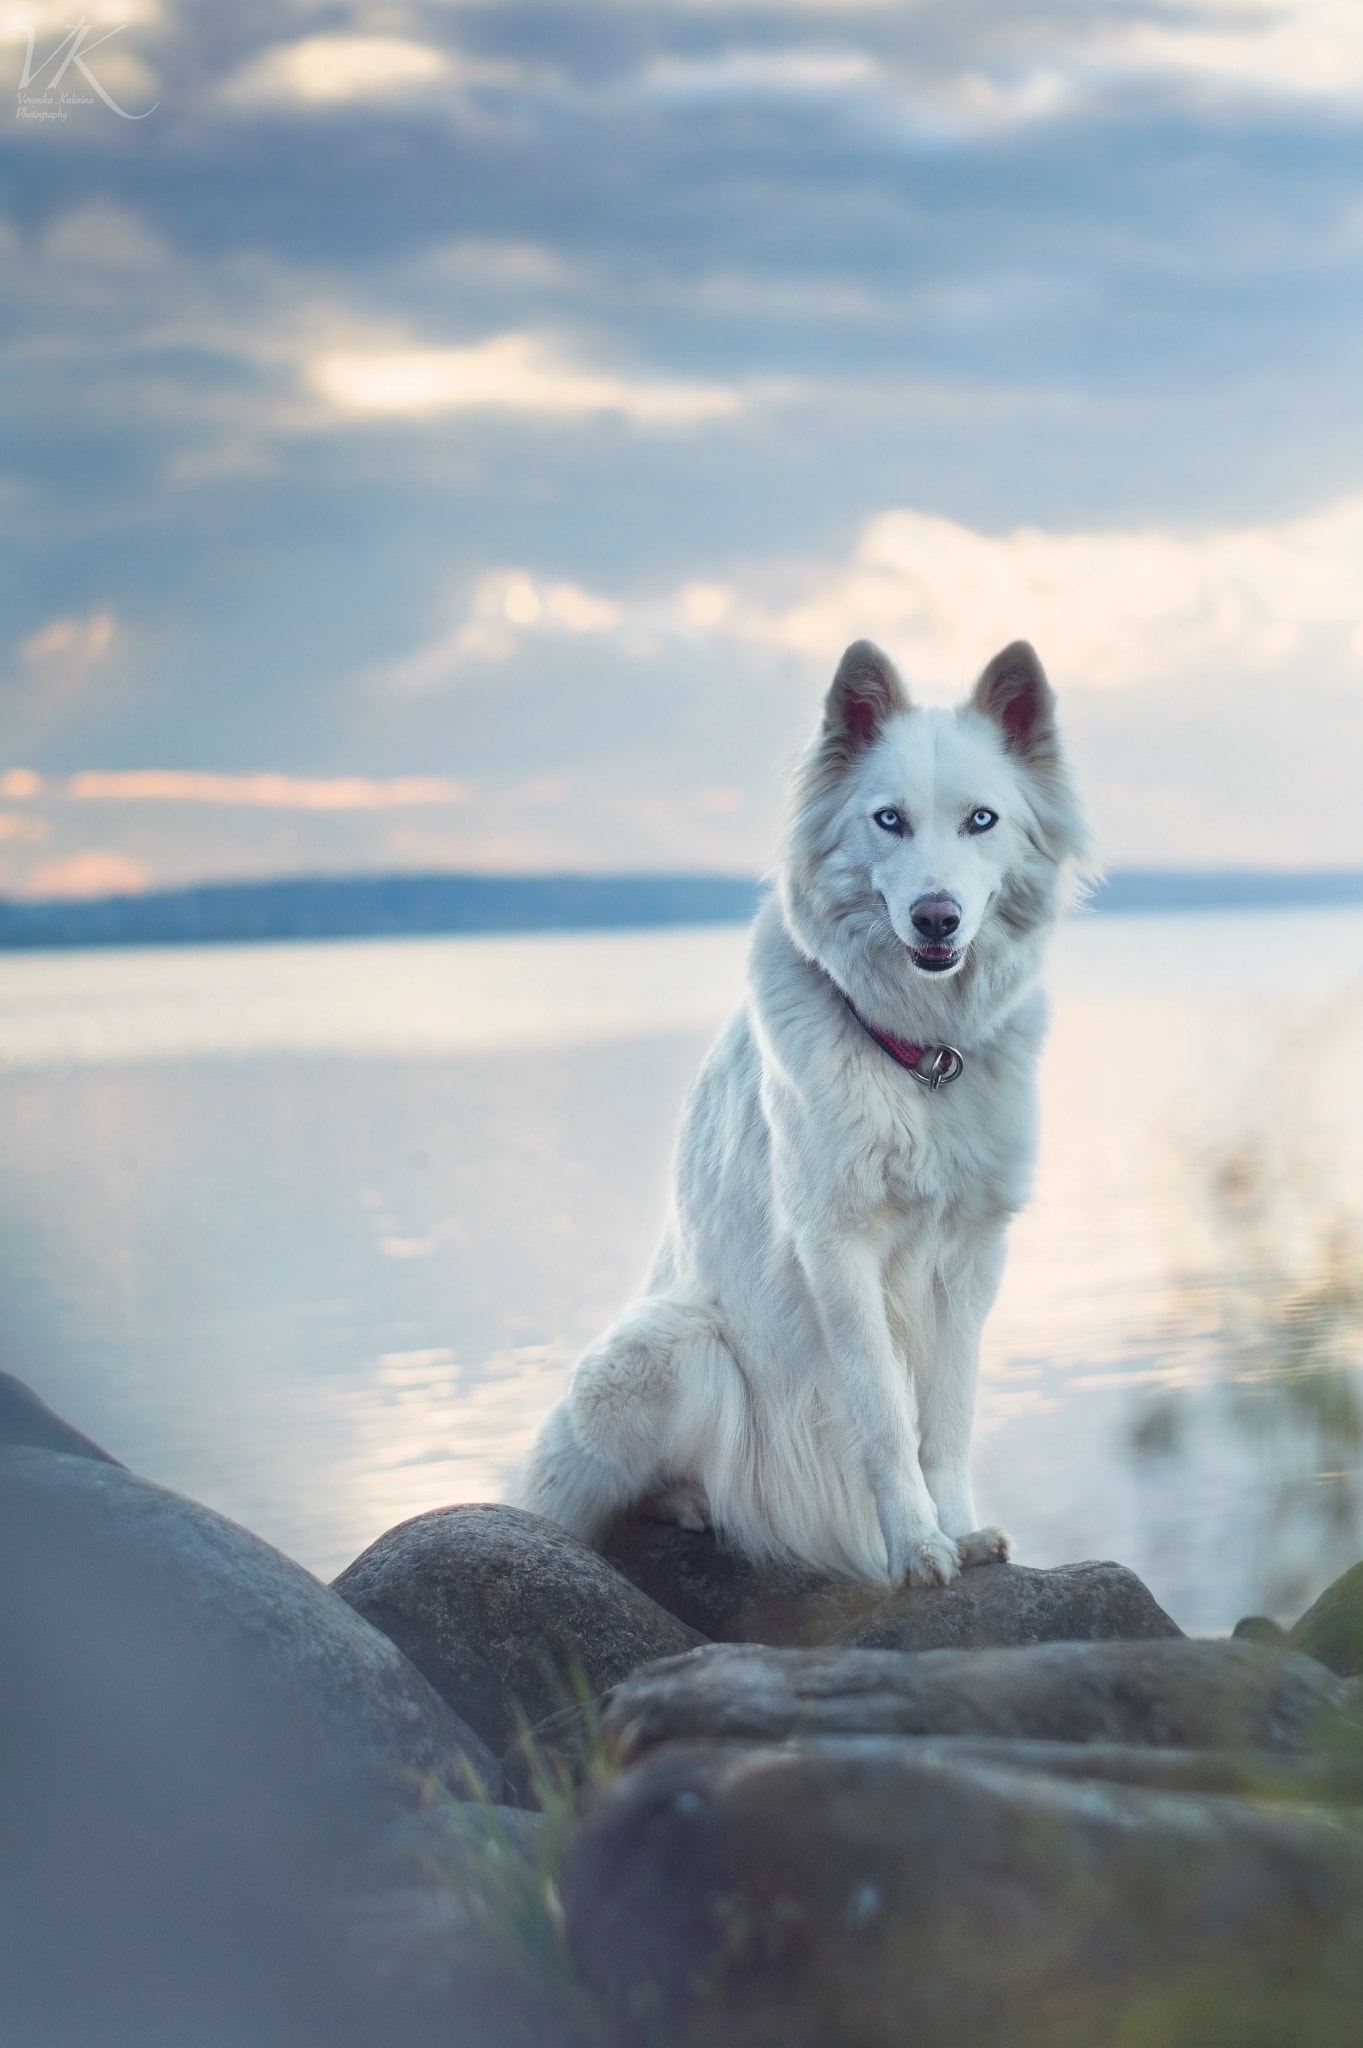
xmin=510 ymin=639 xmax=1088 ymax=1588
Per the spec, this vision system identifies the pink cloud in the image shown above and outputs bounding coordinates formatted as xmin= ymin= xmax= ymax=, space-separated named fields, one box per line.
xmin=68 ymin=770 xmax=473 ymax=809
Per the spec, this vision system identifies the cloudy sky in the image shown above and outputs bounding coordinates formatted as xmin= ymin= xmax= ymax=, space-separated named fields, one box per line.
xmin=3 ymin=0 xmax=1363 ymax=895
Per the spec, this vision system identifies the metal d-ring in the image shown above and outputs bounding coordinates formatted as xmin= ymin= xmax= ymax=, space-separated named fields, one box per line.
xmin=910 ymin=1044 xmax=965 ymax=1090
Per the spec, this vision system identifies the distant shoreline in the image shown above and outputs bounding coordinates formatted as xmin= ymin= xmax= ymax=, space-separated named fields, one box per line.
xmin=1 ymin=868 xmax=1361 ymax=952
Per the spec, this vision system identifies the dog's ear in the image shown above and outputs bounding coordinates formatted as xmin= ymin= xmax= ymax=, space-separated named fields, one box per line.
xmin=823 ymin=641 xmax=908 ymax=752
xmin=971 ymin=641 xmax=1057 ymax=760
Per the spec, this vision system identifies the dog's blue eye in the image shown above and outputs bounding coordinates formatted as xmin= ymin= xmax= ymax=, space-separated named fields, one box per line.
xmin=873 ymin=808 xmax=904 ymax=834
xmin=966 ymin=808 xmax=998 ymax=834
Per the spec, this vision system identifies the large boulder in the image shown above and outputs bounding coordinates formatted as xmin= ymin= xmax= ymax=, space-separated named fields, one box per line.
xmin=562 ymin=1737 xmax=1363 ymax=2048
xmin=0 ymin=1444 xmax=502 ymax=2048
xmin=600 ymin=1638 xmax=1350 ymax=1756
xmin=333 ymin=1503 xmax=706 ymax=1754
xmin=602 ymin=1516 xmax=1181 ymax=1648
xmin=1290 ymin=1559 xmax=1363 ymax=1678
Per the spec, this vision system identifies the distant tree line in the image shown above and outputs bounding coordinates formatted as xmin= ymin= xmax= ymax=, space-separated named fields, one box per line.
xmin=0 ymin=868 xmax=1360 ymax=951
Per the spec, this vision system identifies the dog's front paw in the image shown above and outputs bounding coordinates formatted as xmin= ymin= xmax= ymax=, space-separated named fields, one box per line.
xmin=956 ymin=1525 xmax=1012 ymax=1567
xmin=891 ymin=1528 xmax=961 ymax=1589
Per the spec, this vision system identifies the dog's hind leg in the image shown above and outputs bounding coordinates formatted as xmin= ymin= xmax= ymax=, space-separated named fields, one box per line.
xmin=511 ymin=1397 xmax=632 ymax=1547
xmin=511 ymin=1299 xmax=719 ymax=1548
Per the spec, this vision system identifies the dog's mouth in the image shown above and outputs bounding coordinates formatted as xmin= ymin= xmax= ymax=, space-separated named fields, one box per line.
xmin=907 ymin=943 xmax=963 ymax=974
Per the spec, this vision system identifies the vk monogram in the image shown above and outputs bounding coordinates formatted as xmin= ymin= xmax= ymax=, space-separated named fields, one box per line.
xmin=16 ymin=15 xmax=157 ymax=119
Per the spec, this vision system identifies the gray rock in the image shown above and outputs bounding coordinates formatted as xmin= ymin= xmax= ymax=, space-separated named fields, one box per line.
xmin=333 ymin=1502 xmax=706 ymax=1755
xmin=782 ymin=1733 xmax=1363 ymax=1800
xmin=346 ymin=1800 xmax=549 ymax=1982
xmin=562 ymin=1737 xmax=1363 ymax=2047
xmin=373 ymin=1795 xmax=547 ymax=1875
xmin=0 ymin=1445 xmax=502 ymax=2048
xmin=1290 ymin=1559 xmax=1363 ymax=1678
xmin=602 ymin=1512 xmax=884 ymax=1642
xmin=501 ymin=1702 xmax=602 ymax=1807
xmin=602 ymin=1515 xmax=1181 ymax=1648
xmin=344 ymin=1801 xmax=591 ymax=2048
xmin=512 ymin=1701 xmax=1363 ymax=1809
xmin=601 ymin=1638 xmax=1350 ymax=1756
xmin=1234 ymin=1612 xmax=1289 ymax=1645
xmin=830 ymin=1556 xmax=1182 ymax=1650
xmin=346 ymin=1799 xmax=550 ymax=1982
xmin=0 ymin=1368 xmax=123 ymax=1464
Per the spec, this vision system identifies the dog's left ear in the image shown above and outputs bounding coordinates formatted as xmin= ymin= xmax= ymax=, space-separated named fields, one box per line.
xmin=971 ymin=641 xmax=1057 ymax=760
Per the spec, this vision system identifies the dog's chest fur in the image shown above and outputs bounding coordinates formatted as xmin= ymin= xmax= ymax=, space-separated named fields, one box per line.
xmin=753 ymin=912 xmax=1043 ymax=1254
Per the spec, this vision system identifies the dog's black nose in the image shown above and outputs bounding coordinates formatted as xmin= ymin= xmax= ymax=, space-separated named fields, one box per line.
xmin=910 ymin=894 xmax=962 ymax=941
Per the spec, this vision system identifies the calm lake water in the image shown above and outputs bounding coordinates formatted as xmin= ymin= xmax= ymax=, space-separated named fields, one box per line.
xmin=3 ymin=911 xmax=1362 ymax=1633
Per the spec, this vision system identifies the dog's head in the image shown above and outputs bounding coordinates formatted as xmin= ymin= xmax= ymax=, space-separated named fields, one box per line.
xmin=782 ymin=638 xmax=1088 ymax=1031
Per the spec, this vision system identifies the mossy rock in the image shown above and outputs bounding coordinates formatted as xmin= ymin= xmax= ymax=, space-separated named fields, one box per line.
xmin=1289 ymin=1560 xmax=1363 ymax=1679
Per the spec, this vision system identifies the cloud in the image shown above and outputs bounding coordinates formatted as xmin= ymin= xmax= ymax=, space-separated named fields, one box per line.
xmin=0 ymin=0 xmax=160 ymax=31
xmin=720 ymin=495 xmax=1363 ymax=693
xmin=396 ymin=491 xmax=1363 ymax=710
xmin=20 ymin=612 xmax=116 ymax=667
xmin=383 ymin=569 xmax=624 ymax=681
xmin=28 ymin=851 xmax=149 ymax=897
xmin=219 ymin=36 xmax=458 ymax=108
xmin=67 ymin=771 xmax=473 ymax=809
xmin=373 ymin=567 xmax=634 ymax=686
xmin=44 ymin=201 xmax=166 ymax=267
xmin=306 ymin=332 xmax=742 ymax=426
xmin=0 ymin=812 xmax=47 ymax=842
xmin=668 ymin=1 xmax=898 ymax=10
xmin=643 ymin=47 xmax=880 ymax=100
xmin=16 ymin=613 xmax=117 ymax=699
xmin=123 ymin=291 xmax=751 ymax=460
xmin=628 ymin=2 xmax=1363 ymax=140
xmin=1110 ymin=0 xmax=1363 ymax=104
xmin=933 ymin=2 xmax=1363 ymax=130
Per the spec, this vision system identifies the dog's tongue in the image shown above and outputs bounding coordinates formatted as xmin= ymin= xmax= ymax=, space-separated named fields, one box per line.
xmin=915 ymin=944 xmax=954 ymax=963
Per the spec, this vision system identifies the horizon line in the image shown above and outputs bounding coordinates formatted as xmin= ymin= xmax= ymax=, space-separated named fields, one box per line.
xmin=4 ymin=862 xmax=1363 ymax=909
xmin=0 ymin=865 xmax=1361 ymax=957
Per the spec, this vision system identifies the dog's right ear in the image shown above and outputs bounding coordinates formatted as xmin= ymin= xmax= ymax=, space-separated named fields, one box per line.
xmin=823 ymin=640 xmax=908 ymax=752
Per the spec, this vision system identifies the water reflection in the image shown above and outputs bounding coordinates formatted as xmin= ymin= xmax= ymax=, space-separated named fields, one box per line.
xmin=335 ymin=1342 xmax=575 ymax=1555
xmin=1 ymin=912 xmax=1361 ymax=1627
xmin=1136 ymin=1144 xmax=1363 ymax=1619
xmin=0 ymin=1031 xmax=708 ymax=1575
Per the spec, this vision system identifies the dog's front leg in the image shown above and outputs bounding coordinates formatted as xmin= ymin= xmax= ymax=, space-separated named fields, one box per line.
xmin=799 ymin=1235 xmax=960 ymax=1589
xmin=917 ymin=1236 xmax=1012 ymax=1568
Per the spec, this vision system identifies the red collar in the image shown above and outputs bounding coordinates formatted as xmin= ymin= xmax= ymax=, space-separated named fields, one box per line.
xmin=841 ymin=995 xmax=965 ymax=1090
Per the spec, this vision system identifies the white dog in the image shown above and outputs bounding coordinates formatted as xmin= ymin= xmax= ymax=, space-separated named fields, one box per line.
xmin=513 ymin=638 xmax=1087 ymax=1587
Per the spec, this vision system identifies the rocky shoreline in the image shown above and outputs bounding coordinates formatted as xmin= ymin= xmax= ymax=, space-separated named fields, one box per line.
xmin=3 ymin=1367 xmax=1361 ymax=2047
